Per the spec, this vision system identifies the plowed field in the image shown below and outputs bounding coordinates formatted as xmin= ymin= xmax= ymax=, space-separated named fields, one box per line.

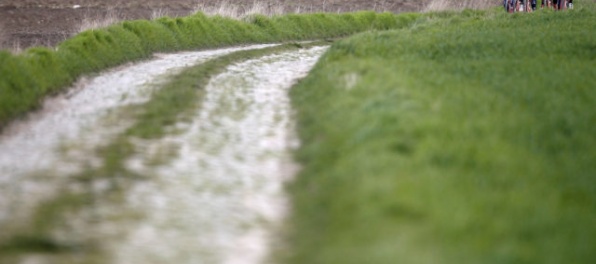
xmin=0 ymin=0 xmax=424 ymax=48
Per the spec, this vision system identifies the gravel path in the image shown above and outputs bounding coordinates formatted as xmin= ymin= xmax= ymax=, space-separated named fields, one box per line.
xmin=0 ymin=45 xmax=327 ymax=264
xmin=0 ymin=44 xmax=274 ymax=247
xmin=115 ymin=46 xmax=327 ymax=264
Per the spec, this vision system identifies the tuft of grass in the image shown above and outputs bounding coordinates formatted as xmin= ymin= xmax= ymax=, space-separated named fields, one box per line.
xmin=194 ymin=0 xmax=285 ymax=19
xmin=0 ymin=24 xmax=5 ymax=49
xmin=0 ymin=24 xmax=20 ymax=54
xmin=76 ymin=9 xmax=123 ymax=33
xmin=286 ymin=4 xmax=596 ymax=264
xmin=151 ymin=8 xmax=173 ymax=20
xmin=425 ymin=0 xmax=499 ymax=11
xmin=1 ymin=236 xmax=73 ymax=253
xmin=195 ymin=1 xmax=286 ymax=20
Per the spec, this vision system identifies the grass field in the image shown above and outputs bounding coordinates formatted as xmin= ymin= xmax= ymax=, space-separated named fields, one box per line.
xmin=1 ymin=0 xmax=595 ymax=263
xmin=287 ymin=2 xmax=596 ymax=264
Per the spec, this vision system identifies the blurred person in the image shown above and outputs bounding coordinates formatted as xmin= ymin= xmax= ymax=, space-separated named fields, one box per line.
xmin=520 ymin=0 xmax=537 ymax=11
xmin=554 ymin=0 xmax=568 ymax=10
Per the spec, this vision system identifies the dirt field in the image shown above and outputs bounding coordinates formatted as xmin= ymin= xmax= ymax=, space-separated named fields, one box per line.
xmin=0 ymin=0 xmax=425 ymax=49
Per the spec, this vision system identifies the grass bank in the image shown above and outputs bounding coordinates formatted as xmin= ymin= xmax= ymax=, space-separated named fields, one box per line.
xmin=0 ymin=11 xmax=421 ymax=130
xmin=287 ymin=4 xmax=596 ymax=264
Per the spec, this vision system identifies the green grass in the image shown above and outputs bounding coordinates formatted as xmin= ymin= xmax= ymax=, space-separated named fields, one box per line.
xmin=286 ymin=4 xmax=596 ymax=264
xmin=0 ymin=11 xmax=421 ymax=130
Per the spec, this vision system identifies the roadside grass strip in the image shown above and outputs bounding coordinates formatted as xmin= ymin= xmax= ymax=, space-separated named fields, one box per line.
xmin=287 ymin=5 xmax=596 ymax=264
xmin=0 ymin=11 xmax=421 ymax=130
xmin=0 ymin=43 xmax=324 ymax=263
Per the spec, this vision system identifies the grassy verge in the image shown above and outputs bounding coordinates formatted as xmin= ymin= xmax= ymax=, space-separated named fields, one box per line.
xmin=0 ymin=11 xmax=421 ymax=130
xmin=287 ymin=4 xmax=596 ymax=264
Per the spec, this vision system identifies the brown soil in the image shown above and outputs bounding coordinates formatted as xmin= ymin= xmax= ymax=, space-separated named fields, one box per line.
xmin=0 ymin=0 xmax=426 ymax=49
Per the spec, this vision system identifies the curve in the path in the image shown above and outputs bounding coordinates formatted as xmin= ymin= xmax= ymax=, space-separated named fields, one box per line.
xmin=0 ymin=45 xmax=328 ymax=264
xmin=117 ymin=46 xmax=327 ymax=264
xmin=0 ymin=44 xmax=275 ymax=228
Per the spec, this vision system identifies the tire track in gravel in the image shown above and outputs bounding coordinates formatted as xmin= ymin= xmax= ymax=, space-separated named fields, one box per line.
xmin=114 ymin=46 xmax=328 ymax=264
xmin=0 ymin=44 xmax=275 ymax=257
xmin=0 ymin=45 xmax=327 ymax=263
